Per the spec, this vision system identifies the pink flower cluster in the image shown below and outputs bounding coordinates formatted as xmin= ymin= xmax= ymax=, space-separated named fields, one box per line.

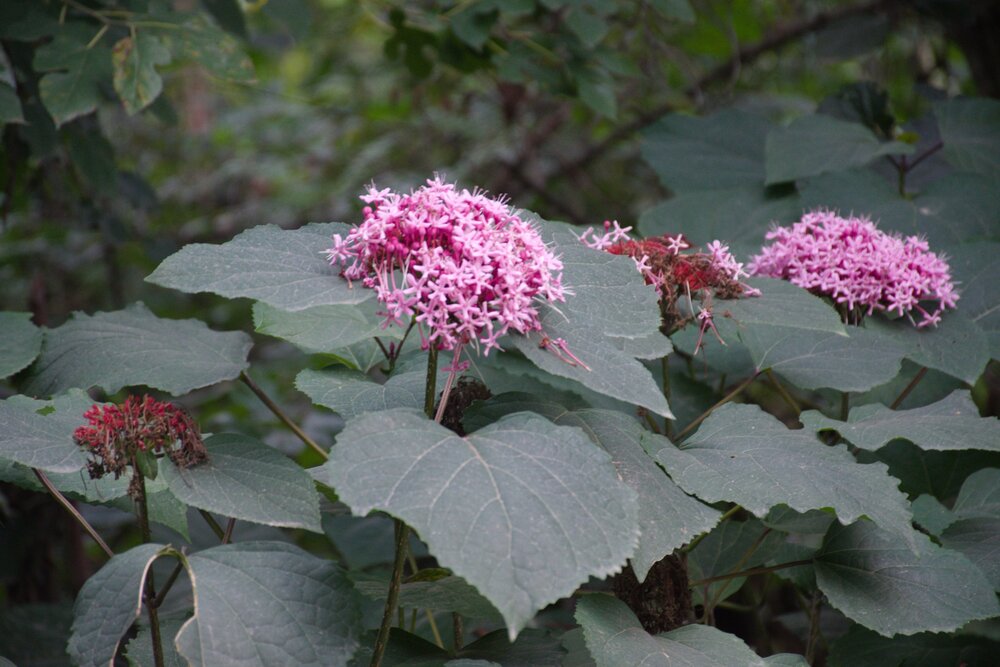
xmin=748 ymin=210 xmax=958 ymax=327
xmin=326 ymin=177 xmax=566 ymax=353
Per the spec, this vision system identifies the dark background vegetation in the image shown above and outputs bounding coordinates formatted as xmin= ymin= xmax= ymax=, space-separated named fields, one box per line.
xmin=1 ymin=0 xmax=997 ymax=664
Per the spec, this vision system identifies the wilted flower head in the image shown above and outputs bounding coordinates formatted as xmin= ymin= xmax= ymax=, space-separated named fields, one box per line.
xmin=748 ymin=210 xmax=958 ymax=327
xmin=578 ymin=220 xmax=758 ymax=351
xmin=326 ymin=177 xmax=566 ymax=354
xmin=73 ymin=395 xmax=207 ymax=496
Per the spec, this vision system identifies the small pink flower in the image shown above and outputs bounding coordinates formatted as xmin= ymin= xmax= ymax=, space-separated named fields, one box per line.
xmin=326 ymin=177 xmax=566 ymax=354
xmin=748 ymin=210 xmax=958 ymax=327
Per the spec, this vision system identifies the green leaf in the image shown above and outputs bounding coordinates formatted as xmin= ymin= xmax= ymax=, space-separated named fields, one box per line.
xmin=765 ymin=114 xmax=913 ymax=185
xmin=350 ymin=628 xmax=565 ymax=667
xmin=733 ymin=323 xmax=904 ymax=391
xmin=176 ymin=542 xmax=363 ymax=667
xmin=640 ymin=110 xmax=771 ymax=191
xmin=910 ymin=494 xmax=955 ymax=536
xmin=0 ymin=390 xmax=95 ymax=473
xmin=801 ymin=390 xmax=1000 ymax=453
xmin=763 ymin=655 xmax=809 ymax=667
xmin=954 ymin=468 xmax=1000 ymax=519
xmin=940 ymin=518 xmax=1000 ymax=590
xmin=935 ymin=97 xmax=1000 ymax=179
xmin=0 ymin=312 xmax=41 ymax=379
xmin=34 ymin=23 xmax=112 ymax=126
xmin=161 ymin=433 xmax=323 ymax=533
xmin=649 ymin=0 xmax=695 ymax=23
xmin=297 ymin=366 xmax=435 ymax=419
xmin=814 ymin=521 xmax=1000 ymax=636
xmin=450 ymin=4 xmax=498 ymax=50
xmin=716 ymin=277 xmax=847 ymax=336
xmin=947 ymin=241 xmax=1000 ymax=358
xmin=799 ymin=169 xmax=999 ymax=246
xmin=467 ymin=399 xmax=720 ymax=580
xmin=509 ymin=325 xmax=673 ymax=418
xmin=147 ymin=223 xmax=370 ymax=310
xmin=160 ymin=13 xmax=255 ymax=82
xmin=639 ymin=186 xmax=801 ymax=257
xmin=654 ymin=403 xmax=917 ymax=549
xmin=565 ymin=8 xmax=609 ymax=48
xmin=865 ymin=313 xmax=990 ymax=385
xmin=0 ymin=82 xmax=23 ymax=125
xmin=868 ymin=441 xmax=1000 ymax=500
xmin=321 ymin=408 xmax=639 ymax=638
xmin=688 ymin=518 xmax=784 ymax=605
xmin=200 ymin=0 xmax=248 ymax=38
xmin=575 ymin=66 xmax=617 ymax=119
xmin=353 ymin=573 xmax=503 ymax=622
xmin=576 ymin=594 xmax=767 ymax=666
xmin=112 ymin=32 xmax=171 ymax=115
xmin=550 ymin=404 xmax=720 ymax=581
xmin=828 ymin=625 xmax=997 ymax=667
xmin=126 ymin=618 xmax=185 ymax=667
xmin=253 ymin=301 xmax=402 ymax=355
xmin=68 ymin=543 xmax=171 ymax=667
xmin=25 ymin=303 xmax=252 ymax=397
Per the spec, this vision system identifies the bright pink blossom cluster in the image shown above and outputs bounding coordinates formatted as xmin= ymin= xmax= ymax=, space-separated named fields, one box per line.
xmin=326 ymin=177 xmax=566 ymax=353
xmin=748 ymin=210 xmax=958 ymax=327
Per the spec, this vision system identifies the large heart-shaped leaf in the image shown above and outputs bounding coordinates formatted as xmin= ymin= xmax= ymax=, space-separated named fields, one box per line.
xmin=765 ymin=114 xmax=913 ymax=185
xmin=654 ymin=403 xmax=917 ymax=549
xmin=253 ymin=301 xmax=403 ymax=355
xmin=0 ymin=390 xmax=95 ymax=473
xmin=321 ymin=408 xmax=639 ymax=638
xmin=176 ymin=542 xmax=363 ymax=667
xmin=68 ymin=543 xmax=171 ymax=667
xmin=575 ymin=594 xmax=767 ymax=666
xmin=953 ymin=468 xmax=1000 ymax=519
xmin=640 ymin=110 xmax=771 ymax=192
xmin=865 ymin=314 xmax=989 ymax=385
xmin=801 ymin=390 xmax=1000 ymax=452
xmin=161 ymin=433 xmax=323 ymax=533
xmin=940 ymin=518 xmax=1000 ymax=590
xmin=827 ymin=625 xmax=996 ymax=667
xmin=814 ymin=521 xmax=1000 ymax=636
xmin=146 ymin=223 xmax=369 ymax=311
xmin=733 ymin=323 xmax=904 ymax=391
xmin=25 ymin=303 xmax=252 ymax=397
xmin=947 ymin=241 xmax=1000 ymax=358
xmin=0 ymin=311 xmax=42 ymax=379
xmin=297 ymin=367 xmax=432 ymax=419
xmin=464 ymin=398 xmax=721 ymax=581
xmin=935 ymin=97 xmax=1000 ymax=179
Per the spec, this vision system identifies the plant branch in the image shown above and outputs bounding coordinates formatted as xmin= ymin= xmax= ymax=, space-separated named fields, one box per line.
xmin=33 ymin=468 xmax=114 ymax=559
xmin=689 ymin=558 xmax=814 ymax=588
xmin=134 ymin=465 xmax=165 ymax=667
xmin=674 ymin=372 xmax=759 ymax=442
xmin=765 ymin=369 xmax=801 ymax=416
xmin=704 ymin=528 xmax=773 ymax=617
xmin=240 ymin=371 xmax=327 ymax=460
xmin=370 ymin=519 xmax=409 ymax=667
xmin=197 ymin=509 xmax=225 ymax=541
xmin=150 ymin=560 xmax=185 ymax=609
xmin=890 ymin=366 xmax=928 ymax=409
xmin=222 ymin=517 xmax=236 ymax=544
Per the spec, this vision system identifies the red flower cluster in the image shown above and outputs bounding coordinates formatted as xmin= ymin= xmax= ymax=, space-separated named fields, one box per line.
xmin=73 ymin=395 xmax=207 ymax=493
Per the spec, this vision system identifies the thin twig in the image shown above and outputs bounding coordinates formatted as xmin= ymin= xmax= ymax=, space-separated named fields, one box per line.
xmin=370 ymin=520 xmax=409 ymax=667
xmin=33 ymin=469 xmax=114 ymax=559
xmin=889 ymin=366 xmax=928 ymax=410
xmin=765 ymin=369 xmax=801 ymax=416
xmin=222 ymin=518 xmax=236 ymax=544
xmin=150 ymin=560 xmax=185 ymax=609
xmin=453 ymin=612 xmax=464 ymax=652
xmin=240 ymin=372 xmax=327 ymax=460
xmin=134 ymin=465 xmax=166 ymax=667
xmin=425 ymin=609 xmax=444 ymax=648
xmin=197 ymin=509 xmax=225 ymax=541
xmin=674 ymin=372 xmax=759 ymax=442
xmin=689 ymin=558 xmax=814 ymax=588
xmin=703 ymin=528 xmax=773 ymax=618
